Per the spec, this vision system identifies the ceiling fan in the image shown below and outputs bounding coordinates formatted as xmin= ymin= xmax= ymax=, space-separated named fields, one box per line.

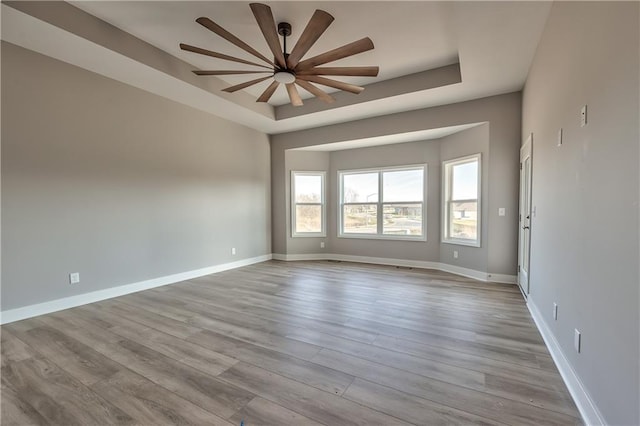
xmin=180 ymin=3 xmax=379 ymax=107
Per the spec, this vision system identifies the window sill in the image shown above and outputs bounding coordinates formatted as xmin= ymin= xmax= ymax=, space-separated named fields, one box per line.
xmin=338 ymin=234 xmax=426 ymax=242
xmin=441 ymin=239 xmax=481 ymax=247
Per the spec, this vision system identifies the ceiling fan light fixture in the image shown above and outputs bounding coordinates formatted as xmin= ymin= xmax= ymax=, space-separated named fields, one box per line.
xmin=274 ymin=71 xmax=296 ymax=84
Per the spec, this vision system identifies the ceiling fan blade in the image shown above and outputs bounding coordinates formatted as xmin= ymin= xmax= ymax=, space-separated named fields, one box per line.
xmin=295 ymin=79 xmax=335 ymax=104
xmin=193 ymin=70 xmax=272 ymax=76
xmin=297 ymin=75 xmax=364 ymax=94
xmin=222 ymin=76 xmax=273 ymax=93
xmin=180 ymin=44 xmax=272 ymax=70
xmin=286 ymin=9 xmax=334 ymax=69
xmin=257 ymin=80 xmax=280 ymax=103
xmin=196 ymin=17 xmax=275 ymax=67
xmin=295 ymin=37 xmax=375 ymax=70
xmin=296 ymin=66 xmax=379 ymax=77
xmin=286 ymin=83 xmax=303 ymax=106
xmin=249 ymin=3 xmax=286 ymax=69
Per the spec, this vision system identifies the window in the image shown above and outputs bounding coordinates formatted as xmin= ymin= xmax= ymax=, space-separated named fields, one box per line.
xmin=442 ymin=154 xmax=481 ymax=246
xmin=339 ymin=166 xmax=425 ymax=240
xmin=291 ymin=171 xmax=325 ymax=237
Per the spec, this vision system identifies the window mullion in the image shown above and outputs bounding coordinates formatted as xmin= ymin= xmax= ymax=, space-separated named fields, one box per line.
xmin=377 ymin=172 xmax=383 ymax=235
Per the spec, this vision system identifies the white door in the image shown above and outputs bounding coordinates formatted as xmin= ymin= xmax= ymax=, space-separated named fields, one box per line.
xmin=518 ymin=134 xmax=533 ymax=298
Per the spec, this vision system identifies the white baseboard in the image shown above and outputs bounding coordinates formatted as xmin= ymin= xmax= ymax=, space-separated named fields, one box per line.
xmin=527 ymin=300 xmax=605 ymax=426
xmin=437 ymin=262 xmax=489 ymax=282
xmin=273 ymin=253 xmax=516 ymax=284
xmin=486 ymin=272 xmax=518 ymax=284
xmin=272 ymin=253 xmax=328 ymax=261
xmin=1 ymin=253 xmax=515 ymax=324
xmin=0 ymin=254 xmax=272 ymax=325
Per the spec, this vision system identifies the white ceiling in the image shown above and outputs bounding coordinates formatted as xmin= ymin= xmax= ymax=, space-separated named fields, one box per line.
xmin=3 ymin=1 xmax=552 ymax=134
xmin=71 ymin=1 xmax=460 ymax=105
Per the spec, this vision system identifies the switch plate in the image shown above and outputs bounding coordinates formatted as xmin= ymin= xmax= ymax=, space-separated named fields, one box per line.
xmin=453 ymin=250 xmax=458 ymax=259
xmin=69 ymin=272 xmax=80 ymax=284
xmin=498 ymin=207 xmax=506 ymax=216
xmin=320 ymin=242 xmax=325 ymax=248
xmin=580 ymin=105 xmax=587 ymax=127
xmin=553 ymin=303 xmax=558 ymax=320
xmin=557 ymin=128 xmax=563 ymax=146
xmin=574 ymin=329 xmax=581 ymax=353
xmin=231 ymin=248 xmax=236 ymax=255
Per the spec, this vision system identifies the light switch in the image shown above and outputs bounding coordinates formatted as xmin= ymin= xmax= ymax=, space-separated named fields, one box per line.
xmin=498 ymin=208 xmax=506 ymax=216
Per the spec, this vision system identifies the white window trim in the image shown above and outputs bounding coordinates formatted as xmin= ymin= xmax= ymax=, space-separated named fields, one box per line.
xmin=442 ymin=153 xmax=482 ymax=247
xmin=291 ymin=171 xmax=326 ymax=238
xmin=338 ymin=164 xmax=427 ymax=242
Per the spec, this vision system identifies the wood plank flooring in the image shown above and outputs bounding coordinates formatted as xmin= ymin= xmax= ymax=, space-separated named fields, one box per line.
xmin=1 ymin=260 xmax=582 ymax=425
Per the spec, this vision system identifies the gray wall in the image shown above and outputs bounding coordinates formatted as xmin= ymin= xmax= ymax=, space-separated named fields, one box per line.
xmin=283 ymin=125 xmax=497 ymax=274
xmin=272 ymin=93 xmax=521 ymax=276
xmin=522 ymin=2 xmax=639 ymax=424
xmin=1 ymin=42 xmax=271 ymax=311
xmin=439 ymin=125 xmax=490 ymax=271
xmin=327 ymin=139 xmax=441 ymax=262
xmin=284 ymin=150 xmax=330 ymax=255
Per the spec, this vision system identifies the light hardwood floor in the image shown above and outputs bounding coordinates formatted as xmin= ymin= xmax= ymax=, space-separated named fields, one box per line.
xmin=1 ymin=260 xmax=582 ymax=425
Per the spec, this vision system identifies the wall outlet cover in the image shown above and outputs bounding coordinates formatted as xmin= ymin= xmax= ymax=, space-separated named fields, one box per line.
xmin=580 ymin=105 xmax=587 ymax=127
xmin=69 ymin=272 xmax=80 ymax=284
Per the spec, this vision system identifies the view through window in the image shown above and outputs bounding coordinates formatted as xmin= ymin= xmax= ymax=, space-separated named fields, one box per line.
xmin=292 ymin=171 xmax=325 ymax=236
xmin=443 ymin=154 xmax=481 ymax=246
xmin=339 ymin=166 xmax=425 ymax=239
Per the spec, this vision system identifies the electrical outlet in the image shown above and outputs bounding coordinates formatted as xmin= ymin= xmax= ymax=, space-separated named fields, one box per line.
xmin=574 ymin=329 xmax=581 ymax=353
xmin=580 ymin=105 xmax=587 ymax=127
xmin=69 ymin=272 xmax=80 ymax=284
xmin=453 ymin=250 xmax=458 ymax=259
xmin=553 ymin=303 xmax=558 ymax=320
xmin=231 ymin=248 xmax=236 ymax=255
xmin=320 ymin=242 xmax=325 ymax=248
xmin=498 ymin=207 xmax=506 ymax=216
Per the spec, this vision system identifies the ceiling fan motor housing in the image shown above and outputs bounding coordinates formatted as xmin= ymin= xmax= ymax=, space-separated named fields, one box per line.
xmin=277 ymin=22 xmax=292 ymax=37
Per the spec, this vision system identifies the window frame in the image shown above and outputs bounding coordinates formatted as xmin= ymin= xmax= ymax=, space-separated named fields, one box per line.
xmin=441 ymin=153 xmax=482 ymax=247
xmin=338 ymin=164 xmax=427 ymax=241
xmin=291 ymin=171 xmax=326 ymax=238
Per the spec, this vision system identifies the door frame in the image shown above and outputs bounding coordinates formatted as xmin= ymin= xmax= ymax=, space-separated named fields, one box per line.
xmin=518 ymin=133 xmax=533 ymax=299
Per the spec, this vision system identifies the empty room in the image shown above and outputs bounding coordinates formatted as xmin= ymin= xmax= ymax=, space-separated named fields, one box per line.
xmin=1 ymin=1 xmax=638 ymax=425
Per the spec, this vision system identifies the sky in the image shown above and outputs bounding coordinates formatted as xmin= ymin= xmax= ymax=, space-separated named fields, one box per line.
xmin=295 ymin=162 xmax=478 ymax=203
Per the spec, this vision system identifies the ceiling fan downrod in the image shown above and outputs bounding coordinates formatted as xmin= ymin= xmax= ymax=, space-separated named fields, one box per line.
xmin=277 ymin=22 xmax=292 ymax=70
xmin=274 ymin=21 xmax=295 ymax=83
